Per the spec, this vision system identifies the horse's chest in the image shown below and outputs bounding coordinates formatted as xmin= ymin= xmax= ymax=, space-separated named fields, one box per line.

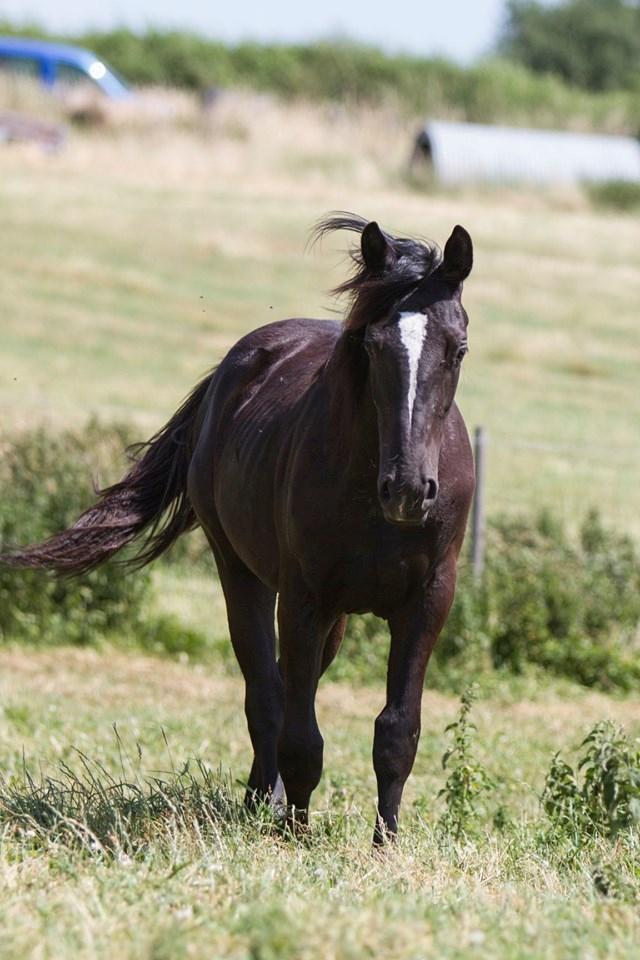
xmin=299 ymin=525 xmax=436 ymax=619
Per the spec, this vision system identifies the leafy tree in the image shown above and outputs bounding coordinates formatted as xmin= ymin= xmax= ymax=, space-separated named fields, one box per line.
xmin=499 ymin=0 xmax=640 ymax=91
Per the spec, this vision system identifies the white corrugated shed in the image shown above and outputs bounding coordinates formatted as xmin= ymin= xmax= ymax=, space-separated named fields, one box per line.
xmin=414 ymin=120 xmax=640 ymax=186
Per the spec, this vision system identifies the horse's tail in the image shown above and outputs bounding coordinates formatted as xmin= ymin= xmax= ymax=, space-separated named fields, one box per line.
xmin=2 ymin=373 xmax=214 ymax=576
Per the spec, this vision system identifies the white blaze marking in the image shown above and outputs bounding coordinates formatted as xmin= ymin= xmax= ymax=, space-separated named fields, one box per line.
xmin=398 ymin=312 xmax=427 ymax=431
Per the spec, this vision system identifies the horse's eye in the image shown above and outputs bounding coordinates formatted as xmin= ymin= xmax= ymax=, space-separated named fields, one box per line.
xmin=454 ymin=345 xmax=467 ymax=364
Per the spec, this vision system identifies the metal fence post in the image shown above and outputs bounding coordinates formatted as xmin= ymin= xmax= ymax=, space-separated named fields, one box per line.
xmin=470 ymin=426 xmax=486 ymax=578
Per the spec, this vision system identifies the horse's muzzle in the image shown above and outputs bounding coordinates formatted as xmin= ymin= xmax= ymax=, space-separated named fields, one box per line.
xmin=382 ymin=498 xmax=430 ymax=526
xmin=378 ymin=475 xmax=438 ymax=526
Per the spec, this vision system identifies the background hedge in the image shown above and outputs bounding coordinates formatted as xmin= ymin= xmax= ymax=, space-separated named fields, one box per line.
xmin=1 ymin=22 xmax=639 ymax=132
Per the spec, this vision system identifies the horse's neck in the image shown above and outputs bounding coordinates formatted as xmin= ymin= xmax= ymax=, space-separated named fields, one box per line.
xmin=323 ymin=332 xmax=378 ymax=469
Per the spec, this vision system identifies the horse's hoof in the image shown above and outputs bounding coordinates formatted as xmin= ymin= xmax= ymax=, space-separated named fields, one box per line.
xmin=372 ymin=821 xmax=397 ymax=849
xmin=243 ymin=773 xmax=287 ymax=821
xmin=284 ymin=806 xmax=310 ymax=839
xmin=271 ymin=773 xmax=285 ymax=804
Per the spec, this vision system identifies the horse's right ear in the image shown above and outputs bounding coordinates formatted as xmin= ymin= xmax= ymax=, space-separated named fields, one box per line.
xmin=361 ymin=221 xmax=392 ymax=272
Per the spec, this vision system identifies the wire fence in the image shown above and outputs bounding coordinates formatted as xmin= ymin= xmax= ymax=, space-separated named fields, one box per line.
xmin=489 ymin=436 xmax=638 ymax=460
xmin=468 ymin=425 xmax=640 ymax=575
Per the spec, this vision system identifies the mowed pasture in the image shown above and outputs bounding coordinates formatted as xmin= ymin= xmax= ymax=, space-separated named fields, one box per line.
xmin=1 ymin=95 xmax=639 ymax=529
xmin=1 ymin=96 xmax=640 ymax=959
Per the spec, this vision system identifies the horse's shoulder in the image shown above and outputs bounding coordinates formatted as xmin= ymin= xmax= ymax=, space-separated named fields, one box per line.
xmin=230 ymin=317 xmax=341 ymax=361
xmin=437 ymin=404 xmax=474 ymax=503
xmin=210 ymin=319 xmax=340 ymax=428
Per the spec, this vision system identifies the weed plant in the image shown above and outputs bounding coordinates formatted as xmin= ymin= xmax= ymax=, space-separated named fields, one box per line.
xmin=543 ymin=720 xmax=640 ymax=842
xmin=436 ymin=686 xmax=495 ymax=840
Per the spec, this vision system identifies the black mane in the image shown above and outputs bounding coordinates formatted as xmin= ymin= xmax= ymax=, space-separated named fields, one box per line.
xmin=311 ymin=212 xmax=442 ymax=331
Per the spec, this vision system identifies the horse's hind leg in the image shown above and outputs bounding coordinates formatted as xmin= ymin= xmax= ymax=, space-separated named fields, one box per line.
xmin=276 ymin=570 xmax=335 ymax=825
xmin=215 ymin=555 xmax=283 ymax=808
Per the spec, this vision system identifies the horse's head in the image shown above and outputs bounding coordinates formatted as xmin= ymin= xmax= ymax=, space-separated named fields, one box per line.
xmin=358 ymin=222 xmax=472 ymax=524
xmin=315 ymin=214 xmax=472 ymax=526
xmin=357 ymin=221 xmax=472 ymax=524
xmin=315 ymin=213 xmax=473 ymax=524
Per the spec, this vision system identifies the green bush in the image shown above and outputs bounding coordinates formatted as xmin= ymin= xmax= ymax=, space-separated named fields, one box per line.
xmin=325 ymin=612 xmax=388 ymax=685
xmin=587 ymin=180 xmax=640 ymax=212
xmin=0 ymin=421 xmax=211 ymax=651
xmin=0 ymin=421 xmax=149 ymax=645
xmin=487 ymin=510 xmax=640 ymax=688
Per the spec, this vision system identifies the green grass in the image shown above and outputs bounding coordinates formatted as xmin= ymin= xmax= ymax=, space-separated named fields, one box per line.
xmin=1 ymin=648 xmax=640 ymax=959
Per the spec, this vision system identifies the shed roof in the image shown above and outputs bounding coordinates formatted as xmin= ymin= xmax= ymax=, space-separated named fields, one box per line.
xmin=415 ymin=120 xmax=640 ymax=185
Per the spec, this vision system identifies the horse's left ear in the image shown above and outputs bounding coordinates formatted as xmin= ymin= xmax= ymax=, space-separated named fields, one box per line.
xmin=361 ymin=221 xmax=392 ymax=273
xmin=437 ymin=225 xmax=473 ymax=285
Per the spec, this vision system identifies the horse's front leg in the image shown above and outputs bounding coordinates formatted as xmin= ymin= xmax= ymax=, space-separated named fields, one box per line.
xmin=213 ymin=552 xmax=283 ymax=811
xmin=372 ymin=553 xmax=458 ymax=845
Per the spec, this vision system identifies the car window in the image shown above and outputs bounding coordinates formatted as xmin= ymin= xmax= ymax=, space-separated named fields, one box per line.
xmin=55 ymin=61 xmax=97 ymax=92
xmin=0 ymin=55 xmax=42 ymax=80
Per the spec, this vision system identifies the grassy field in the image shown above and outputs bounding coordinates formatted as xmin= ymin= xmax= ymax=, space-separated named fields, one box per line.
xmin=0 ymin=95 xmax=639 ymax=531
xmin=1 ymin=647 xmax=639 ymax=960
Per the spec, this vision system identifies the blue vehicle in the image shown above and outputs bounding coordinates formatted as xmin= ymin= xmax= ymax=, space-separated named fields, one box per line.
xmin=0 ymin=36 xmax=130 ymax=99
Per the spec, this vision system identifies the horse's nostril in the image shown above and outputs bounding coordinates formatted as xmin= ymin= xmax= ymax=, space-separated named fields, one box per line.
xmin=380 ymin=480 xmax=392 ymax=503
xmin=425 ymin=478 xmax=438 ymax=502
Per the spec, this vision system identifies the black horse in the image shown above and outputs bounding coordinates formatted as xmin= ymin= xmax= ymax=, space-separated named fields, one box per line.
xmin=5 ymin=214 xmax=475 ymax=843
